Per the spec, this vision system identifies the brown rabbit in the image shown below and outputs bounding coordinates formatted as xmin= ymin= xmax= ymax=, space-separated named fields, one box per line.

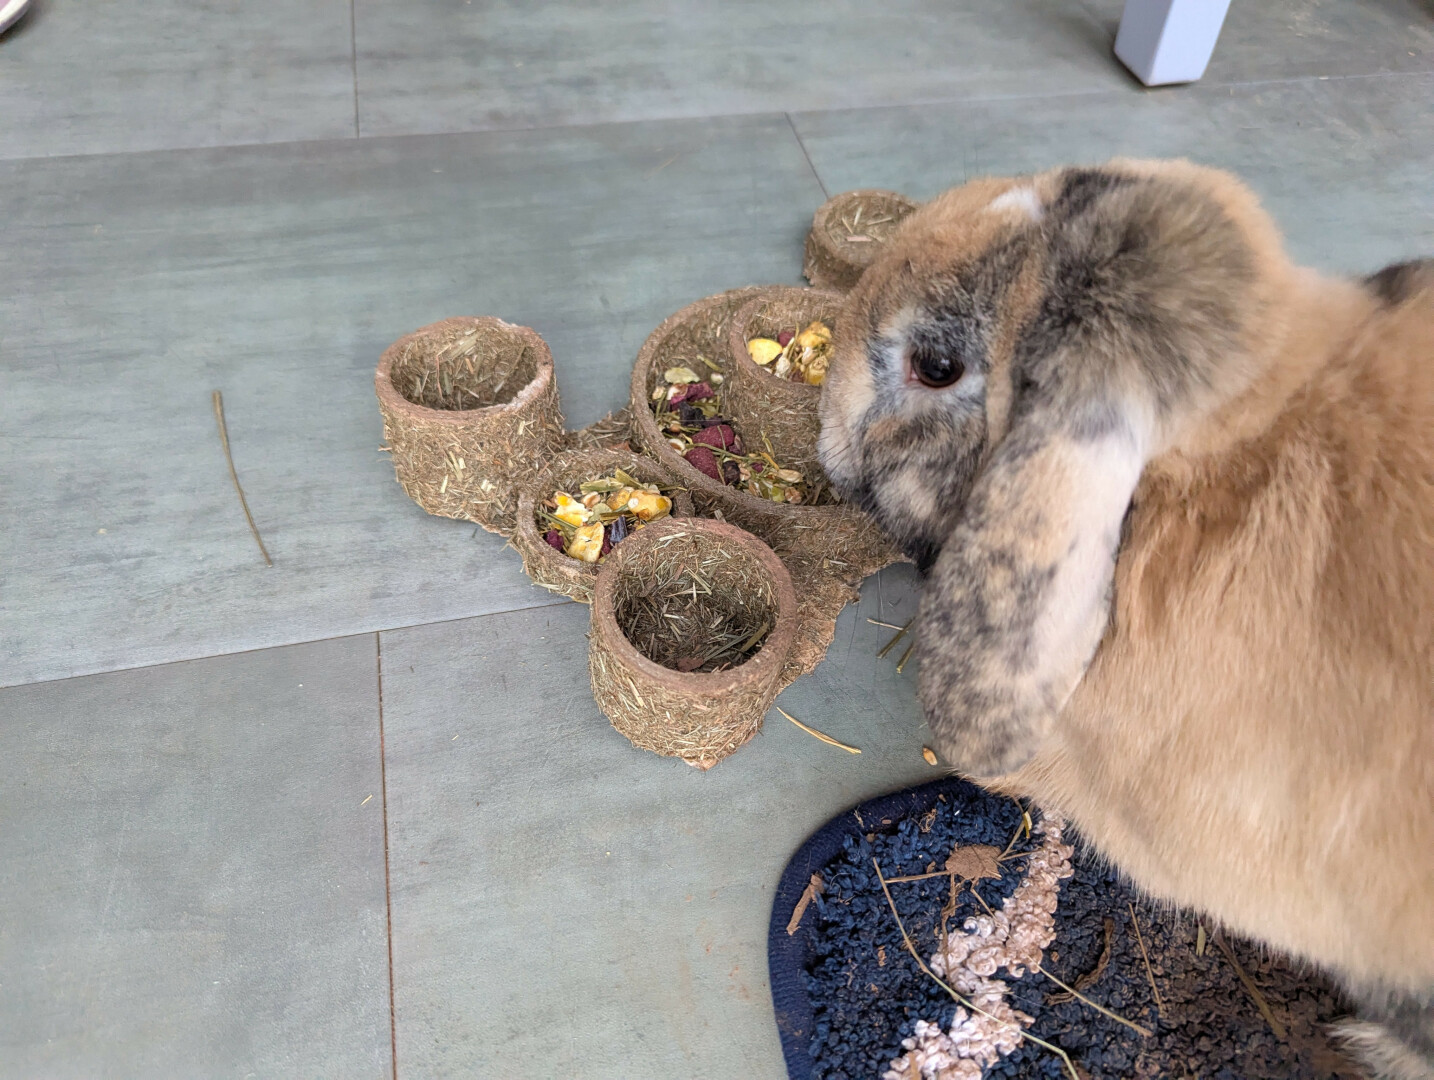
xmin=818 ymin=159 xmax=1434 ymax=1079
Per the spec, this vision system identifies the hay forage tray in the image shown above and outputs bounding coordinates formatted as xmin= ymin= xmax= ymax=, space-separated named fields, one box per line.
xmin=375 ymin=316 xmax=566 ymax=534
xmin=629 ymin=289 xmax=895 ymax=573
xmin=723 ymin=286 xmax=843 ymax=480
xmin=589 ymin=518 xmax=798 ymax=770
xmin=513 ymin=447 xmax=695 ymax=604
xmin=804 ymin=189 xmax=919 ymax=291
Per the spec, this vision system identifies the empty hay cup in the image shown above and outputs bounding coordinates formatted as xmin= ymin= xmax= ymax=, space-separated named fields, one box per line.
xmin=629 ymin=290 xmax=897 ymax=571
xmin=723 ymin=286 xmax=843 ymax=479
xmin=589 ymin=518 xmax=798 ymax=769
xmin=375 ymin=316 xmax=565 ymax=534
xmin=513 ymin=447 xmax=694 ymax=603
xmin=804 ymin=189 xmax=919 ymax=291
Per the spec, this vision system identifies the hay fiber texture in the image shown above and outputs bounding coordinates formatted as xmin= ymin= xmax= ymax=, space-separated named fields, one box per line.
xmin=589 ymin=517 xmax=798 ymax=770
xmin=804 ymin=190 xmax=919 ymax=292
xmin=378 ymin=276 xmax=907 ymax=768
xmin=629 ymin=289 xmax=898 ymax=578
xmin=376 ymin=316 xmax=565 ymax=535
xmin=724 ymin=285 xmax=843 ymax=481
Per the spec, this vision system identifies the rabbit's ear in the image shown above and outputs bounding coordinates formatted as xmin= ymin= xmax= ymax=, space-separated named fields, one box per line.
xmin=916 ymin=403 xmax=1151 ymax=777
xmin=913 ymin=162 xmax=1283 ymax=776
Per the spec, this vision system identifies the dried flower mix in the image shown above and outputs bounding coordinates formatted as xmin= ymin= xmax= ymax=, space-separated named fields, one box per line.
xmin=541 ymin=468 xmax=672 ymax=563
xmin=652 ymin=361 xmax=812 ymax=505
xmin=746 ymin=319 xmax=833 ymax=385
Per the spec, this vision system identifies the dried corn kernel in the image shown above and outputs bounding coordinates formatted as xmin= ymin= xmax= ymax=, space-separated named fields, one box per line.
xmin=566 ymin=521 xmax=605 ymax=563
xmin=626 ymin=490 xmax=672 ymax=521
xmin=553 ymin=492 xmax=590 ymax=528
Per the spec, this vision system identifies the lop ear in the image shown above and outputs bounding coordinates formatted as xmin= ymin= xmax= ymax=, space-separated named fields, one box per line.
xmin=915 ymin=403 xmax=1150 ymax=776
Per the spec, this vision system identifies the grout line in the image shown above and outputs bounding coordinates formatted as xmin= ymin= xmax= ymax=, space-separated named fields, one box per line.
xmin=0 ymin=598 xmax=577 ymax=691
xmin=7 ymin=68 xmax=1433 ymax=168
xmin=786 ymin=112 xmax=829 ymax=200
xmin=377 ymin=632 xmax=398 ymax=1079
xmin=350 ymin=0 xmax=361 ymax=138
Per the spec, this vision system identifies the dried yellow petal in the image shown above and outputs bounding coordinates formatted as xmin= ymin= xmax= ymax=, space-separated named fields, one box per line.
xmin=664 ymin=366 xmax=700 ymax=384
xmin=746 ymin=338 xmax=783 ymax=366
xmin=796 ymin=321 xmax=832 ymax=349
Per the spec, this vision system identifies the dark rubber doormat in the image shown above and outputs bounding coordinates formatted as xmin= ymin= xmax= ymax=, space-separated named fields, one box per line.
xmin=768 ymin=778 xmax=1363 ymax=1079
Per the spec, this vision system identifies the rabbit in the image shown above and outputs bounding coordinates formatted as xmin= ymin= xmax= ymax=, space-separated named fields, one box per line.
xmin=818 ymin=159 xmax=1434 ymax=1079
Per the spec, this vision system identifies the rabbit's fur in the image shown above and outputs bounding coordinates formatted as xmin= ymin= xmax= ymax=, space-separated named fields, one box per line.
xmin=818 ymin=159 xmax=1434 ymax=1077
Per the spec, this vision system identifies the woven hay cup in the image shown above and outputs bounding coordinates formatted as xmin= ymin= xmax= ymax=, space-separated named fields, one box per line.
xmin=376 ymin=317 xmax=565 ymax=534
xmin=629 ymin=290 xmax=896 ymax=571
xmin=803 ymin=189 xmax=920 ymax=291
xmin=723 ymin=286 xmax=843 ymax=479
xmin=513 ymin=448 xmax=695 ymax=604
xmin=589 ymin=518 xmax=797 ymax=770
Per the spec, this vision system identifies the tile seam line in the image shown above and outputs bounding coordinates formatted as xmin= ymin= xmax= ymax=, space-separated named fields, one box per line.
xmin=350 ymin=0 xmax=361 ymax=138
xmin=0 ymin=599 xmax=576 ymax=689
xmin=377 ymin=631 xmax=398 ymax=1080
xmin=1 ymin=68 xmax=1429 ymax=166
xmin=786 ymin=112 xmax=830 ymax=201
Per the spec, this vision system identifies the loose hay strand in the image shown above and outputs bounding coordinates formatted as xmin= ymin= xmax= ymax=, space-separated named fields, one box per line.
xmin=1035 ymin=963 xmax=1153 ymax=1037
xmin=872 ymin=857 xmax=1081 ymax=1080
xmin=895 ymin=640 xmax=916 ymax=673
xmin=1213 ymin=929 xmax=1288 ymax=1040
xmin=212 ymin=390 xmax=272 ymax=567
xmin=614 ymin=537 xmax=774 ymax=673
xmin=1128 ymin=902 xmax=1166 ymax=1020
xmin=776 ymin=706 xmax=860 ymax=754
xmin=877 ymin=617 xmax=913 ymax=659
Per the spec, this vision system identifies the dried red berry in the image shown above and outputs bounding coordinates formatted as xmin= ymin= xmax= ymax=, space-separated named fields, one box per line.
xmin=600 ymin=526 xmax=613 ymax=558
xmin=683 ymin=445 xmax=722 ymax=481
xmin=668 ymin=381 xmax=712 ymax=406
xmin=777 ymin=330 xmax=794 ymax=347
xmin=691 ymin=423 xmax=738 ymax=452
xmin=544 ymin=528 xmax=565 ymax=551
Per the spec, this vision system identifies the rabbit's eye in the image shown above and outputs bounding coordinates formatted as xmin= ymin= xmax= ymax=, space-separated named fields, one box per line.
xmin=908 ymin=343 xmax=965 ymax=388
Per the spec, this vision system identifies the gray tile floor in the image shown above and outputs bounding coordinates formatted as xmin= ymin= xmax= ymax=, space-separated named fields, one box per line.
xmin=2 ymin=1 xmax=1431 ymax=1076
